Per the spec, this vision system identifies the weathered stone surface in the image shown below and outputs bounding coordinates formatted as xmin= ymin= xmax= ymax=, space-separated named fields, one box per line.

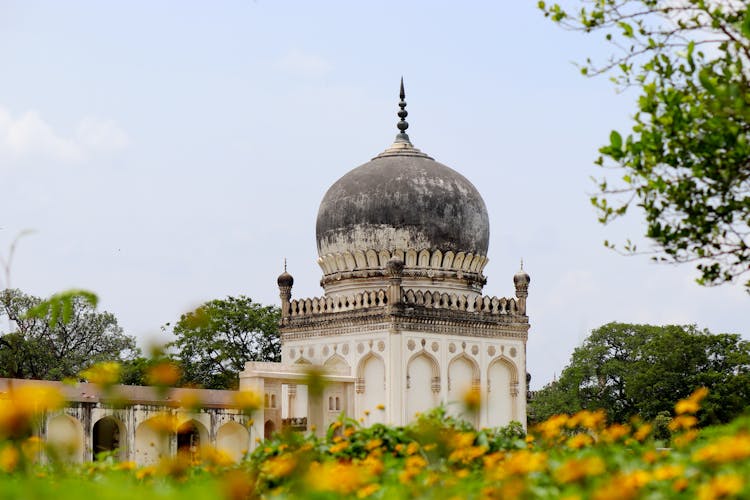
xmin=316 ymin=148 xmax=490 ymax=257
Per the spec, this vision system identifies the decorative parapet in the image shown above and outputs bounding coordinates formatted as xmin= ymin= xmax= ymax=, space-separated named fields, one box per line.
xmin=317 ymin=248 xmax=488 ymax=286
xmin=401 ymin=288 xmax=522 ymax=316
xmin=289 ymin=290 xmax=389 ymax=317
xmin=285 ymin=287 xmax=523 ymax=322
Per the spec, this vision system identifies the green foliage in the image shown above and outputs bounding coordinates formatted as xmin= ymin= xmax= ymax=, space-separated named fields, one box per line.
xmin=540 ymin=0 xmax=750 ymax=292
xmin=168 ymin=296 xmax=280 ymax=390
xmin=530 ymin=322 xmax=750 ymax=425
xmin=0 ymin=289 xmax=137 ymax=380
xmin=25 ymin=289 xmax=98 ymax=328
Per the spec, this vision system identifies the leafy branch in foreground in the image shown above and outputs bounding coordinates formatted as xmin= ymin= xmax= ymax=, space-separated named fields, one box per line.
xmin=540 ymin=0 xmax=750 ymax=292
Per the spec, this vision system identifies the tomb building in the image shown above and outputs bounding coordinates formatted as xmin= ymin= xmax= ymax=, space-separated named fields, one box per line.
xmin=240 ymin=81 xmax=530 ymax=439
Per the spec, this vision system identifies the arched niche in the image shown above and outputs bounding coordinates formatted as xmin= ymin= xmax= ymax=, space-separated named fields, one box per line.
xmin=46 ymin=413 xmax=84 ymax=463
xmin=447 ymin=354 xmax=480 ymax=427
xmin=295 ymin=357 xmax=312 ymax=365
xmin=264 ymin=419 xmax=275 ymax=440
xmin=323 ymin=354 xmax=351 ymax=375
xmin=355 ymin=352 xmax=385 ymax=424
xmin=92 ymin=416 xmax=126 ymax=461
xmin=486 ymin=356 xmax=519 ymax=428
xmin=135 ymin=417 xmax=172 ymax=465
xmin=406 ymin=350 xmax=440 ymax=421
xmin=216 ymin=421 xmax=249 ymax=462
xmin=177 ymin=419 xmax=209 ymax=458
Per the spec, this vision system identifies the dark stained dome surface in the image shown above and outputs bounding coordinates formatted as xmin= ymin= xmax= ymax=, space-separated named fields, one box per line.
xmin=316 ymin=144 xmax=490 ymax=258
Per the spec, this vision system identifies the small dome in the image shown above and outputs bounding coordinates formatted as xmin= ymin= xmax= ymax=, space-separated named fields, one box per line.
xmin=277 ymin=271 xmax=294 ymax=288
xmin=316 ymin=143 xmax=489 ymax=258
xmin=513 ymin=268 xmax=530 ymax=287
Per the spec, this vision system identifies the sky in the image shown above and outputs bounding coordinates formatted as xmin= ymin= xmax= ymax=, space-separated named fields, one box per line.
xmin=1 ymin=1 xmax=747 ymax=389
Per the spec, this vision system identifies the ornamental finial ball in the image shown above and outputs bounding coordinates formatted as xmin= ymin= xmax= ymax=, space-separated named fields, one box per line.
xmin=277 ymin=271 xmax=294 ymax=288
xmin=513 ymin=267 xmax=530 ymax=287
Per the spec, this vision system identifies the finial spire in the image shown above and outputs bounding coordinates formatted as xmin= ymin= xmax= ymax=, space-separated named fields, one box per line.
xmin=284 ymin=258 xmax=287 ymax=272
xmin=520 ymin=258 xmax=524 ymax=270
xmin=396 ymin=77 xmax=410 ymax=143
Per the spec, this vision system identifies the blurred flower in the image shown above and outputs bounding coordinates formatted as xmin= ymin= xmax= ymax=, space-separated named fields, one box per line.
xmin=653 ymin=464 xmax=685 ymax=481
xmin=675 ymin=387 xmax=708 ymax=415
xmin=535 ymin=414 xmax=568 ymax=440
xmin=566 ymin=433 xmax=593 ymax=450
xmin=593 ymin=470 xmax=650 ymax=500
xmin=306 ymin=461 xmax=372 ymax=494
xmin=0 ymin=445 xmax=19 ymax=473
xmin=232 ymin=390 xmax=262 ymax=414
xmin=693 ymin=434 xmax=750 ymax=464
xmin=463 ymin=387 xmax=481 ymax=413
xmin=262 ymin=454 xmax=297 ymax=478
xmin=554 ymin=456 xmax=606 ymax=484
xmin=697 ymin=474 xmax=744 ymax=500
xmin=80 ymin=362 xmax=121 ymax=388
xmin=633 ymin=423 xmax=652 ymax=442
xmin=0 ymin=384 xmax=65 ymax=439
xmin=669 ymin=415 xmax=698 ymax=432
xmin=567 ymin=410 xmax=606 ymax=431
xmin=146 ymin=362 xmax=181 ymax=387
xmin=601 ymin=424 xmax=630 ymax=443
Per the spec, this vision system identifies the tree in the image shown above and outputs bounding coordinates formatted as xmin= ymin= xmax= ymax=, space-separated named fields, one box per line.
xmin=529 ymin=322 xmax=750 ymax=425
xmin=168 ymin=296 xmax=280 ymax=390
xmin=539 ymin=0 xmax=750 ymax=292
xmin=0 ymin=289 xmax=137 ymax=380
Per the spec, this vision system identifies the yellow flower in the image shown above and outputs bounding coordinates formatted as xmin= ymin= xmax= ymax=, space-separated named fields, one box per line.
xmin=329 ymin=441 xmax=349 ymax=454
xmin=365 ymin=439 xmax=382 ymax=451
xmin=486 ymin=450 xmax=546 ymax=480
xmin=376 ymin=404 xmax=385 ymax=411
xmin=593 ymin=471 xmax=650 ymax=500
xmin=669 ymin=415 xmax=698 ymax=432
xmin=306 ymin=461 xmax=372 ymax=494
xmin=567 ymin=410 xmax=606 ymax=431
xmin=535 ymin=414 xmax=569 ymax=440
xmin=554 ymin=456 xmax=606 ymax=484
xmin=633 ymin=423 xmax=652 ymax=442
xmin=406 ymin=442 xmax=419 ymax=456
xmin=80 ymin=361 xmax=122 ymax=387
xmin=673 ymin=477 xmax=689 ymax=492
xmin=145 ymin=361 xmax=181 ymax=386
xmin=232 ymin=390 xmax=262 ymax=413
xmin=357 ymin=483 xmax=380 ymax=498
xmin=450 ymin=431 xmax=476 ymax=449
xmin=653 ymin=464 xmax=684 ymax=481
xmin=116 ymin=461 xmax=137 ymax=471
xmin=673 ymin=429 xmax=699 ymax=448
xmin=0 ymin=384 xmax=65 ymax=439
xmin=566 ymin=433 xmax=593 ymax=450
xmin=697 ymin=474 xmax=744 ymax=500
xmin=601 ymin=423 xmax=630 ymax=443
xmin=693 ymin=434 xmax=750 ymax=464
xmin=145 ymin=413 xmax=178 ymax=434
xmin=675 ymin=387 xmax=708 ymax=415
xmin=0 ymin=445 xmax=19 ymax=473
xmin=135 ymin=466 xmax=156 ymax=480
xmin=262 ymin=454 xmax=297 ymax=478
xmin=463 ymin=387 xmax=481 ymax=413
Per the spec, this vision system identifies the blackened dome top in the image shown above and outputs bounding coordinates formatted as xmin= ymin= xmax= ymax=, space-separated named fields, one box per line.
xmin=316 ymin=82 xmax=490 ymax=261
xmin=316 ymin=140 xmax=489 ymax=258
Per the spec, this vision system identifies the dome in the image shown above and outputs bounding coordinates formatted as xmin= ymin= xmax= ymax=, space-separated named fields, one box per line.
xmin=316 ymin=143 xmax=489 ymax=258
xmin=277 ymin=271 xmax=294 ymax=288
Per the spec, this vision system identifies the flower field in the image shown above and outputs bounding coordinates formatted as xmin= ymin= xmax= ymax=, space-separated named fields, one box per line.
xmin=2 ymin=385 xmax=750 ymax=499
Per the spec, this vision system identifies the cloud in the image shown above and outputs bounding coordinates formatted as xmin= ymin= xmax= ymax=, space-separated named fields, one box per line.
xmin=274 ymin=48 xmax=332 ymax=77
xmin=0 ymin=107 xmax=129 ymax=165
